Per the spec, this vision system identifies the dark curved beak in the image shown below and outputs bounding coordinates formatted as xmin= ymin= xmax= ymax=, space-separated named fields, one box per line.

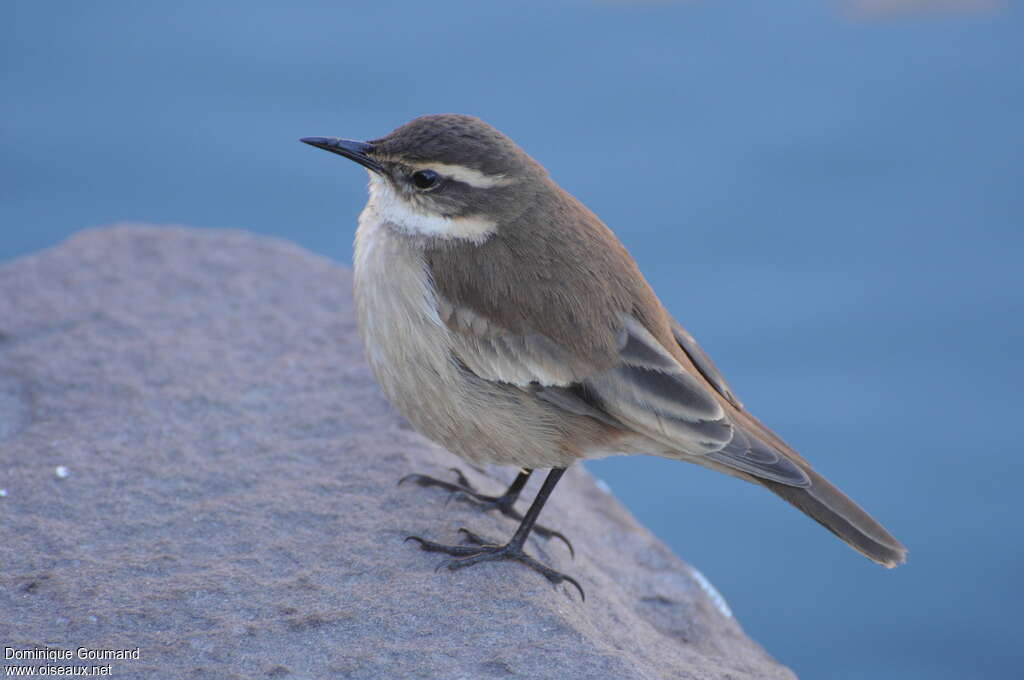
xmin=300 ymin=137 xmax=385 ymax=175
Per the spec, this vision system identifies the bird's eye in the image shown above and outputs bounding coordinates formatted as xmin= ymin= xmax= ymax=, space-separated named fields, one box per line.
xmin=411 ymin=169 xmax=441 ymax=190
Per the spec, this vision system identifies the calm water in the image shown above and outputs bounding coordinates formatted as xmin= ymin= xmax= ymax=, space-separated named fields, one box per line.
xmin=3 ymin=2 xmax=1022 ymax=677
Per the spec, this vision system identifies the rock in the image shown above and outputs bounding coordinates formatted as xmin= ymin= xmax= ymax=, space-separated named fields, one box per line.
xmin=0 ymin=225 xmax=795 ymax=679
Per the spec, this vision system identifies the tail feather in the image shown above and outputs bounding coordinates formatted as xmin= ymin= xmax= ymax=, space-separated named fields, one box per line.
xmin=760 ymin=466 xmax=907 ymax=568
xmin=717 ymin=407 xmax=908 ymax=567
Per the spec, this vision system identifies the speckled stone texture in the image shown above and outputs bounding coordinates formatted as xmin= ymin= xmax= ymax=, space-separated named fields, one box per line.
xmin=0 ymin=225 xmax=795 ymax=680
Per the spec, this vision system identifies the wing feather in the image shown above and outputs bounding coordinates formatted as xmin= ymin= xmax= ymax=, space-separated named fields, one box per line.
xmin=669 ymin=319 xmax=744 ymax=410
xmin=438 ymin=294 xmax=808 ymax=486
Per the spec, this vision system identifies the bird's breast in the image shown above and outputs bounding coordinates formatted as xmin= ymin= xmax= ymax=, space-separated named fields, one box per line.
xmin=353 ymin=208 xmax=450 ymax=400
xmin=351 ymin=207 xmax=592 ymax=468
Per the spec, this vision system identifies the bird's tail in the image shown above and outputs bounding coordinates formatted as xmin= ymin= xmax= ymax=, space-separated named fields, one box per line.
xmin=758 ymin=466 xmax=907 ymax=568
xmin=712 ymin=405 xmax=908 ymax=568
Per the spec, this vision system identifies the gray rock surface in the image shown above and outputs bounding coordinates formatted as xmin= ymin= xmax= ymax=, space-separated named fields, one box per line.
xmin=0 ymin=225 xmax=795 ymax=679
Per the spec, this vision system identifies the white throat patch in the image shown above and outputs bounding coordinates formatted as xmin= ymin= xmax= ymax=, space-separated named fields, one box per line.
xmin=364 ymin=173 xmax=497 ymax=243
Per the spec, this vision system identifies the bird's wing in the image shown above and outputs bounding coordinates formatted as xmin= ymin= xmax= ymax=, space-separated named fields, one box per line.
xmin=668 ymin=318 xmax=743 ymax=410
xmin=438 ymin=296 xmax=809 ymax=486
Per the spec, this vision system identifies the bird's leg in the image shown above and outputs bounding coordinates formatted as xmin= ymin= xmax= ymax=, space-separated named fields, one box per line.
xmin=405 ymin=467 xmax=584 ymax=600
xmin=398 ymin=467 xmax=573 ymax=555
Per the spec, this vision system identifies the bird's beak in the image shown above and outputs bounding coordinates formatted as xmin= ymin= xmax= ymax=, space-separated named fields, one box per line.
xmin=300 ymin=137 xmax=385 ymax=175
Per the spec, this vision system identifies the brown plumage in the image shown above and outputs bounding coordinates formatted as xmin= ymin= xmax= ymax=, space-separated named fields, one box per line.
xmin=301 ymin=114 xmax=907 ymax=585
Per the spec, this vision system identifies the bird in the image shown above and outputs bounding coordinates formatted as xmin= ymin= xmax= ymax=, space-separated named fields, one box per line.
xmin=300 ymin=114 xmax=907 ymax=599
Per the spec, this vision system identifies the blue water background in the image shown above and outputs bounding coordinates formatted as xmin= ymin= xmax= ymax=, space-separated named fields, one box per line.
xmin=2 ymin=2 xmax=1022 ymax=677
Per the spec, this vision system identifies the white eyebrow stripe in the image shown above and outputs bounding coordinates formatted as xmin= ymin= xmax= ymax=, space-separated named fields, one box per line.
xmin=366 ymin=174 xmax=498 ymax=244
xmin=413 ymin=162 xmax=514 ymax=189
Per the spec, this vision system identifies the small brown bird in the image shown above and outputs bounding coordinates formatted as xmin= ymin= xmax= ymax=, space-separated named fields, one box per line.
xmin=301 ymin=114 xmax=907 ymax=599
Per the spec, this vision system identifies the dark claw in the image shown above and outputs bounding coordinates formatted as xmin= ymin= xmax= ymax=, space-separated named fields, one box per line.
xmin=457 ymin=527 xmax=497 ymax=546
xmin=447 ymin=467 xmax=472 ymax=488
xmin=453 ymin=519 xmax=574 ymax=559
xmin=557 ymin=573 xmax=586 ymax=602
xmin=404 ymin=532 xmax=585 ymax=601
xmin=398 ymin=473 xmax=466 ymax=494
xmin=444 ymin=544 xmax=585 ymax=601
xmin=529 ymin=525 xmax=575 ymax=559
xmin=398 ymin=469 xmax=574 ymax=556
xmin=405 ymin=534 xmax=488 ymax=556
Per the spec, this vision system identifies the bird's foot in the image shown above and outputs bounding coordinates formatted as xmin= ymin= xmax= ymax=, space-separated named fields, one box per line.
xmin=398 ymin=468 xmax=574 ymax=556
xmin=404 ymin=528 xmax=584 ymax=601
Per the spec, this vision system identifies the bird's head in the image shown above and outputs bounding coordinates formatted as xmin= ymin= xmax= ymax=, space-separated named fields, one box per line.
xmin=302 ymin=114 xmax=547 ymax=244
